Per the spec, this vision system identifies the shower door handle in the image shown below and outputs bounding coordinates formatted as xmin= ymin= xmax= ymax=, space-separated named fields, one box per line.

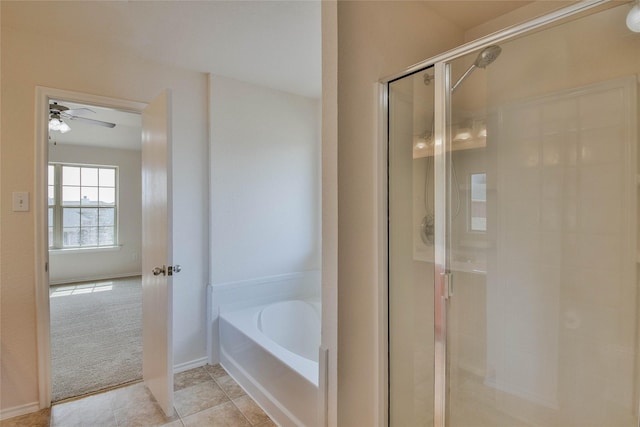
xmin=443 ymin=271 xmax=453 ymax=299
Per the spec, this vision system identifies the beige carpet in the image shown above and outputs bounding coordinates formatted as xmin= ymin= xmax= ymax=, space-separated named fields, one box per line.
xmin=49 ymin=277 xmax=142 ymax=402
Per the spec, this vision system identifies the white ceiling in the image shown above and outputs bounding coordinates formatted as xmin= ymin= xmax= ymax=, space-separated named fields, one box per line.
xmin=423 ymin=1 xmax=535 ymax=31
xmin=5 ymin=1 xmax=322 ymax=99
xmin=15 ymin=0 xmax=538 ymax=149
xmin=5 ymin=1 xmax=540 ymax=103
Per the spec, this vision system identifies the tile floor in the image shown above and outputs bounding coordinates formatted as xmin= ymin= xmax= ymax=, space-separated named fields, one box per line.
xmin=1 ymin=365 xmax=276 ymax=427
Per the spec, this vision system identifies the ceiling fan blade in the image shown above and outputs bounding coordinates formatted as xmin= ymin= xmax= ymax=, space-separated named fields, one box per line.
xmin=64 ymin=107 xmax=95 ymax=116
xmin=65 ymin=114 xmax=116 ymax=128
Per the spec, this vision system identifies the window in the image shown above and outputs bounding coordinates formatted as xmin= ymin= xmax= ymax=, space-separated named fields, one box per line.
xmin=49 ymin=163 xmax=118 ymax=249
xmin=470 ymin=173 xmax=487 ymax=232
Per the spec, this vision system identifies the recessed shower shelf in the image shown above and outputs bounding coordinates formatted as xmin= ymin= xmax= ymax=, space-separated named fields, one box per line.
xmin=413 ymin=138 xmax=486 ymax=159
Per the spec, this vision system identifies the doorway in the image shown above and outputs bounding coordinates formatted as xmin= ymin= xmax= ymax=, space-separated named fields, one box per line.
xmin=47 ymin=98 xmax=143 ymax=401
xmin=35 ymin=87 xmax=175 ymax=414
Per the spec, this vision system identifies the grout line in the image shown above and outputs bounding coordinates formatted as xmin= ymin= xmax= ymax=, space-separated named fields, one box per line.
xmin=230 ymin=399 xmax=255 ymax=426
xmin=206 ymin=365 xmax=256 ymax=426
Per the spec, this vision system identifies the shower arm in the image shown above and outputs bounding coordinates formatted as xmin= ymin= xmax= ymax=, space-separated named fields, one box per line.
xmin=451 ymin=64 xmax=476 ymax=93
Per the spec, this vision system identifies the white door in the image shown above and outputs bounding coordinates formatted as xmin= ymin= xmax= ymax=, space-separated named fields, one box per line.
xmin=141 ymin=90 xmax=174 ymax=416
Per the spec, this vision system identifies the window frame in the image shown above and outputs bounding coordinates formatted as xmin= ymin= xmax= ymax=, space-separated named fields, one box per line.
xmin=48 ymin=162 xmax=119 ymax=250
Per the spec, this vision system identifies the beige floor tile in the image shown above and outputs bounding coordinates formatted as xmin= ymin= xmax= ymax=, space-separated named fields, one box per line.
xmin=216 ymin=375 xmax=246 ymax=399
xmin=233 ymin=396 xmax=271 ymax=426
xmin=174 ymin=380 xmax=229 ymax=418
xmin=174 ymin=367 xmax=212 ymax=391
xmin=205 ymin=364 xmax=228 ymax=379
xmin=181 ymin=401 xmax=251 ymax=427
xmin=113 ymin=399 xmax=178 ymax=427
xmin=3 ymin=368 xmax=272 ymax=427
xmin=51 ymin=393 xmax=116 ymax=426
xmin=161 ymin=420 xmax=184 ymax=427
xmin=107 ymin=382 xmax=154 ymax=412
xmin=0 ymin=408 xmax=50 ymax=427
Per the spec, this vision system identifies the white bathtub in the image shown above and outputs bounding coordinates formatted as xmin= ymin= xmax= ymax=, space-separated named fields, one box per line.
xmin=219 ymin=299 xmax=320 ymax=427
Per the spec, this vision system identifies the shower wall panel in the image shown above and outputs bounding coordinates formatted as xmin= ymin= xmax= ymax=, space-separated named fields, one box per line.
xmin=484 ymin=76 xmax=637 ymax=426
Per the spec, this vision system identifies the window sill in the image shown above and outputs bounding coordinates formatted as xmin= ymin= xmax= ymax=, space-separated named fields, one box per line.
xmin=49 ymin=245 xmax=122 ymax=255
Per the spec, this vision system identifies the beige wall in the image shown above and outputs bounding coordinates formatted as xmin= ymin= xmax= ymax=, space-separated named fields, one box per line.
xmin=321 ymin=2 xmax=338 ymax=425
xmin=1 ymin=10 xmax=208 ymax=412
xmin=334 ymin=2 xmax=464 ymax=424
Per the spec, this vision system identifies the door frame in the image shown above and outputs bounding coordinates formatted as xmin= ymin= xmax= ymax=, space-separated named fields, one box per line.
xmin=34 ymin=86 xmax=147 ymax=407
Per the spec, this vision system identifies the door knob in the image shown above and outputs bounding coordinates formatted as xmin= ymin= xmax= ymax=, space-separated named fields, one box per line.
xmin=152 ymin=266 xmax=166 ymax=276
xmin=168 ymin=265 xmax=182 ymax=276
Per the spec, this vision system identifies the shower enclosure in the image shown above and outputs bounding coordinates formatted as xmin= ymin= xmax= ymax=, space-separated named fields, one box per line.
xmin=387 ymin=2 xmax=640 ymax=426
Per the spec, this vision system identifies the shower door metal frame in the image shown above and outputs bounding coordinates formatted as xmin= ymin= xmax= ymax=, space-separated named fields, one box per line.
xmin=381 ymin=1 xmax=612 ymax=426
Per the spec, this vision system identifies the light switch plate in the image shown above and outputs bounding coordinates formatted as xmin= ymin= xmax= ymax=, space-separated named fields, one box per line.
xmin=12 ymin=192 xmax=29 ymax=212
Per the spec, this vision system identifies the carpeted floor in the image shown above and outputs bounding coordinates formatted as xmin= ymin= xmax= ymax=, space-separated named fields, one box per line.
xmin=49 ymin=276 xmax=142 ymax=402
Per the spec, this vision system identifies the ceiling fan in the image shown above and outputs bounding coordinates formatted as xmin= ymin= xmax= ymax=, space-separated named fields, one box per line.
xmin=49 ymin=102 xmax=116 ymax=134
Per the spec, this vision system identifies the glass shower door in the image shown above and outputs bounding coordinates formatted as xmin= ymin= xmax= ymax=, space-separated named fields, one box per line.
xmin=444 ymin=5 xmax=639 ymax=426
xmin=388 ymin=68 xmax=436 ymax=426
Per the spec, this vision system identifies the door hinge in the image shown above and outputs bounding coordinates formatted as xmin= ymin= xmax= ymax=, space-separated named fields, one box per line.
xmin=45 ymin=262 xmax=48 ymax=273
xmin=443 ymin=271 xmax=453 ymax=299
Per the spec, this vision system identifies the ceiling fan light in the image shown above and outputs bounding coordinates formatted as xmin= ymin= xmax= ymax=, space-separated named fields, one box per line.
xmin=49 ymin=118 xmax=61 ymax=131
xmin=59 ymin=122 xmax=71 ymax=133
xmin=627 ymin=2 xmax=640 ymax=32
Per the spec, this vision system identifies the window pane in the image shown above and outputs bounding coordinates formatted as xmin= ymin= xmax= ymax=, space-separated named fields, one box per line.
xmin=81 ymin=187 xmax=98 ymax=205
xmin=99 ymin=168 xmax=116 ymax=187
xmin=470 ymin=173 xmax=487 ymax=231
xmin=99 ymin=208 xmax=115 ymax=226
xmin=62 ymin=166 xmax=80 ymax=186
xmin=63 ymin=227 xmax=80 ymax=246
xmin=48 ymin=186 xmax=55 ymax=205
xmin=54 ymin=163 xmax=118 ymax=249
xmin=81 ymin=208 xmax=98 ymax=226
xmin=81 ymin=167 xmax=98 ymax=186
xmin=63 ymin=208 xmax=80 ymax=227
xmin=80 ymin=227 xmax=98 ymax=246
xmin=99 ymin=227 xmax=115 ymax=245
xmin=62 ymin=186 xmax=80 ymax=205
xmin=99 ymin=188 xmax=115 ymax=205
xmin=48 ymin=207 xmax=54 ymax=248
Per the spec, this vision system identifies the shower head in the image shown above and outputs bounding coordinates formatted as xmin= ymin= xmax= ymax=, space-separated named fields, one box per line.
xmin=451 ymin=45 xmax=502 ymax=92
xmin=473 ymin=45 xmax=502 ymax=68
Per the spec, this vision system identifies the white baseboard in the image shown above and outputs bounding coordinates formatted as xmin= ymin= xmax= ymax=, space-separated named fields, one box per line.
xmin=174 ymin=357 xmax=208 ymax=374
xmin=49 ymin=272 xmax=142 ymax=286
xmin=0 ymin=401 xmax=41 ymax=421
